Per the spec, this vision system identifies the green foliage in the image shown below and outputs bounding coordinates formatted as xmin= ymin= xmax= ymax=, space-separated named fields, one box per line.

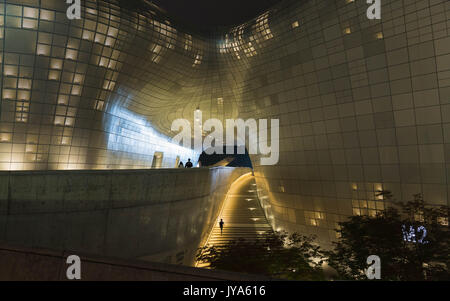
xmin=196 ymin=231 xmax=326 ymax=280
xmin=326 ymin=192 xmax=449 ymax=281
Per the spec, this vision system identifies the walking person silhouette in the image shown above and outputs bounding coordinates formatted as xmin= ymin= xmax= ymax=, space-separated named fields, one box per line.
xmin=219 ymin=219 xmax=224 ymax=235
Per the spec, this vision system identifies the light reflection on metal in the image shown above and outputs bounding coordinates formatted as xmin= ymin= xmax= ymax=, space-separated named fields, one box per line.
xmin=106 ymin=99 xmax=198 ymax=167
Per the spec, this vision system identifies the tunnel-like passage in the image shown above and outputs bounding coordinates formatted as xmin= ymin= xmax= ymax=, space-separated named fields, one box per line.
xmin=197 ymin=172 xmax=274 ymax=268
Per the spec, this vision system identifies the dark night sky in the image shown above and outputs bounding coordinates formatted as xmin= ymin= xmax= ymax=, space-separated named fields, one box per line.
xmin=151 ymin=0 xmax=284 ymax=34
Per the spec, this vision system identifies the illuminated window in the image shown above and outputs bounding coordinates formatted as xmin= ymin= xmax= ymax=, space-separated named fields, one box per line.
xmin=107 ymin=27 xmax=118 ymax=37
xmin=48 ymin=70 xmax=60 ymax=80
xmin=58 ymin=95 xmax=68 ymax=105
xmin=4 ymin=65 xmax=18 ymax=76
xmin=37 ymin=44 xmax=50 ymax=56
xmin=375 ymin=32 xmax=383 ymax=39
xmin=291 ymin=21 xmax=299 ymax=29
xmin=24 ymin=7 xmax=39 ymax=18
xmin=305 ymin=211 xmax=325 ymax=226
xmin=193 ymin=53 xmax=203 ymax=67
xmin=17 ymin=91 xmax=30 ymax=101
xmin=65 ymin=118 xmax=74 ymax=127
xmin=343 ymin=27 xmax=351 ymax=34
xmin=18 ymin=78 xmax=31 ymax=90
xmin=65 ymin=49 xmax=78 ymax=60
xmin=73 ymin=74 xmax=84 ymax=84
xmin=95 ymin=100 xmax=105 ymax=111
xmin=95 ymin=33 xmax=106 ymax=44
xmin=438 ymin=217 xmax=449 ymax=226
xmin=51 ymin=59 xmax=63 ymax=69
xmin=255 ymin=12 xmax=273 ymax=40
xmin=22 ymin=19 xmax=37 ymax=29
xmin=40 ymin=9 xmax=55 ymax=21
xmin=184 ymin=34 xmax=193 ymax=51
xmin=54 ymin=116 xmax=64 ymax=126
xmin=0 ymin=133 xmax=12 ymax=142
xmin=243 ymin=42 xmax=257 ymax=57
xmin=82 ymin=30 xmax=94 ymax=41
xmin=71 ymin=85 xmax=81 ymax=95
xmin=105 ymin=37 xmax=115 ymax=47
xmin=3 ymin=89 xmax=16 ymax=99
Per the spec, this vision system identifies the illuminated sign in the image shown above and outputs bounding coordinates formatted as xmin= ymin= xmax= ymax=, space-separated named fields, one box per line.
xmin=402 ymin=225 xmax=429 ymax=244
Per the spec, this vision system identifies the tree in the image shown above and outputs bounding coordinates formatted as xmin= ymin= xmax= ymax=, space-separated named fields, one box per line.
xmin=326 ymin=192 xmax=449 ymax=280
xmin=196 ymin=231 xmax=326 ymax=280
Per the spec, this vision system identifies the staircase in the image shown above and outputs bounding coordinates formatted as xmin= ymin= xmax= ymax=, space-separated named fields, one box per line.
xmin=197 ymin=173 xmax=274 ymax=267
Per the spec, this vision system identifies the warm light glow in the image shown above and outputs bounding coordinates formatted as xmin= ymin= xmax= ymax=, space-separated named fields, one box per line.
xmin=22 ymin=19 xmax=37 ymax=29
xmin=24 ymin=7 xmax=39 ymax=18
xmin=48 ymin=70 xmax=60 ymax=80
xmin=65 ymin=49 xmax=77 ymax=60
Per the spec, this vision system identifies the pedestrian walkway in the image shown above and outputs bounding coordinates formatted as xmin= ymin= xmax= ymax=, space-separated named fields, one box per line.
xmin=196 ymin=173 xmax=274 ymax=267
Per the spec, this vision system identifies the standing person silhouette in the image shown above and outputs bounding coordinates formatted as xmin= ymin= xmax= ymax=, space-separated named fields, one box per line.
xmin=185 ymin=158 xmax=193 ymax=168
xmin=178 ymin=161 xmax=184 ymax=168
xmin=219 ymin=219 xmax=224 ymax=235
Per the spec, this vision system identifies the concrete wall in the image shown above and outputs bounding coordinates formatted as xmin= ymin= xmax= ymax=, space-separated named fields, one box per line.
xmin=0 ymin=167 xmax=251 ymax=266
xmin=0 ymin=243 xmax=269 ymax=281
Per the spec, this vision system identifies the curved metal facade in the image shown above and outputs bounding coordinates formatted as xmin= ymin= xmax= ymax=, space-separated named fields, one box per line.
xmin=1 ymin=0 xmax=449 ymax=248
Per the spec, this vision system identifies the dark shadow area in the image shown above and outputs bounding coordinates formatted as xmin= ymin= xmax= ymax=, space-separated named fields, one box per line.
xmin=152 ymin=0 xmax=284 ymax=35
xmin=198 ymin=146 xmax=253 ymax=168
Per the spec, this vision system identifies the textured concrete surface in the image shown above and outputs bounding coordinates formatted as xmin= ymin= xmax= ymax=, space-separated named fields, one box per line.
xmin=0 ymin=167 xmax=250 ymax=266
xmin=0 ymin=243 xmax=270 ymax=281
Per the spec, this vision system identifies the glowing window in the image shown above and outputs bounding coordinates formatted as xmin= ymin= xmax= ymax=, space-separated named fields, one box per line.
xmin=4 ymin=65 xmax=18 ymax=76
xmin=54 ymin=116 xmax=64 ymax=126
xmin=95 ymin=100 xmax=104 ymax=111
xmin=105 ymin=37 xmax=115 ymax=46
xmin=17 ymin=91 xmax=30 ymax=101
xmin=107 ymin=27 xmax=118 ymax=37
xmin=65 ymin=49 xmax=78 ymax=60
xmin=343 ymin=27 xmax=351 ymax=34
xmin=37 ymin=44 xmax=50 ymax=56
xmin=82 ymin=30 xmax=94 ymax=41
xmin=22 ymin=19 xmax=37 ymax=29
xmin=24 ymin=7 xmax=38 ymax=18
xmin=58 ymin=95 xmax=68 ymax=105
xmin=40 ymin=9 xmax=55 ymax=21
xmin=73 ymin=74 xmax=84 ymax=84
xmin=65 ymin=118 xmax=74 ymax=127
xmin=48 ymin=70 xmax=60 ymax=80
xmin=51 ymin=59 xmax=63 ymax=69
xmin=71 ymin=85 xmax=81 ymax=95
xmin=95 ymin=33 xmax=106 ymax=44
xmin=291 ymin=21 xmax=299 ymax=28
xmin=375 ymin=32 xmax=383 ymax=39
